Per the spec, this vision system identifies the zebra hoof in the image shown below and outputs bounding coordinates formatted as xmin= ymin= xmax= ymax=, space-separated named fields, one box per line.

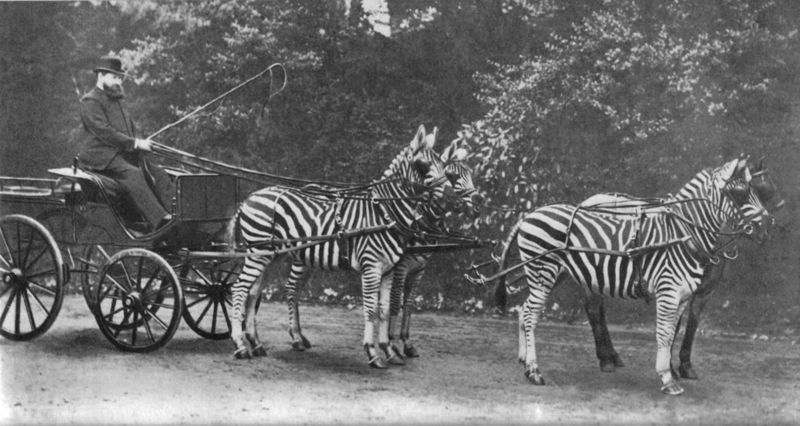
xmin=612 ymin=354 xmax=625 ymax=368
xmin=291 ymin=341 xmax=307 ymax=352
xmin=679 ymin=363 xmax=698 ymax=380
xmin=251 ymin=344 xmax=267 ymax=357
xmin=233 ymin=347 xmax=251 ymax=360
xmin=524 ymin=368 xmax=545 ymax=385
xmin=660 ymin=380 xmax=684 ymax=396
xmin=369 ymin=356 xmax=388 ymax=369
xmin=301 ymin=335 xmax=312 ymax=349
xmin=599 ymin=359 xmax=617 ymax=373
xmin=403 ymin=344 xmax=420 ymax=358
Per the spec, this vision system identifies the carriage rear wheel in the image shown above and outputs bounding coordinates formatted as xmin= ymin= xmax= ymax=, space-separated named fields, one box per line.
xmin=179 ymin=258 xmax=240 ymax=340
xmin=93 ymin=248 xmax=183 ymax=352
xmin=0 ymin=214 xmax=65 ymax=340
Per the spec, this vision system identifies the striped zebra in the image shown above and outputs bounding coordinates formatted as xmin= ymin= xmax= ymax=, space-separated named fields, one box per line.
xmin=388 ymin=140 xmax=482 ymax=358
xmin=228 ymin=125 xmax=454 ymax=368
xmin=576 ymin=159 xmax=781 ymax=379
xmin=282 ymin=139 xmax=480 ymax=358
xmin=497 ymin=158 xmax=768 ymax=395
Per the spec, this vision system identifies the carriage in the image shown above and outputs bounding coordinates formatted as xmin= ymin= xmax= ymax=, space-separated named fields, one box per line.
xmin=0 ymin=130 xmax=491 ymax=356
xmin=0 ymin=161 xmax=254 ymax=351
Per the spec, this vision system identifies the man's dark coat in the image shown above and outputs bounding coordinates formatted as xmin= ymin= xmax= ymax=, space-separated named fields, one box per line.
xmin=77 ymin=87 xmax=138 ymax=170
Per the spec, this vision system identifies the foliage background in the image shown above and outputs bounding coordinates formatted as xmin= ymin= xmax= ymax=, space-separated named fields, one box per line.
xmin=1 ymin=0 xmax=797 ymax=337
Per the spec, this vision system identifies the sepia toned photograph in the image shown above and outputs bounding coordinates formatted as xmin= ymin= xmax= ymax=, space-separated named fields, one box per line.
xmin=0 ymin=1 xmax=798 ymax=424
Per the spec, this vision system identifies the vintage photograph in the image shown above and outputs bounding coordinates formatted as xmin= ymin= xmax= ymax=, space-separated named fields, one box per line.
xmin=0 ymin=1 xmax=798 ymax=424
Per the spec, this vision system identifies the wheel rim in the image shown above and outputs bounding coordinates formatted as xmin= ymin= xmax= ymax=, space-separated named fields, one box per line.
xmin=0 ymin=215 xmax=65 ymax=340
xmin=94 ymin=248 xmax=182 ymax=352
xmin=180 ymin=258 xmax=238 ymax=340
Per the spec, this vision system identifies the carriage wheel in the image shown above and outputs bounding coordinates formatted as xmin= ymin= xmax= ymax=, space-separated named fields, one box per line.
xmin=0 ymin=214 xmax=65 ymax=340
xmin=179 ymin=258 xmax=240 ymax=340
xmin=93 ymin=248 xmax=183 ymax=352
xmin=78 ymin=224 xmax=117 ymax=314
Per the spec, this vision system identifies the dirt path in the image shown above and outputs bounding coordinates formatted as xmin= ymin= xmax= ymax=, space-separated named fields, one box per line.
xmin=1 ymin=296 xmax=799 ymax=424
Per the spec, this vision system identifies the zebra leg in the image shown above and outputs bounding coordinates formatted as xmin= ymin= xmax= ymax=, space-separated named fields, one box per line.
xmin=231 ymin=255 xmax=270 ymax=359
xmin=244 ymin=273 xmax=268 ymax=357
xmin=379 ymin=270 xmax=405 ymax=366
xmin=655 ymin=290 xmax=690 ymax=395
xmin=520 ymin=265 xmax=557 ymax=385
xmin=388 ymin=260 xmax=409 ymax=357
xmin=286 ymin=262 xmax=312 ymax=351
xmin=584 ymin=294 xmax=624 ymax=372
xmin=399 ymin=262 xmax=425 ymax=358
xmin=361 ymin=266 xmax=388 ymax=369
xmin=675 ymin=263 xmax=723 ymax=379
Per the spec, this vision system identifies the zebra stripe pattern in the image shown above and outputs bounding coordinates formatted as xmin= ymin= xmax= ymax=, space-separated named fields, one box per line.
xmin=508 ymin=158 xmax=767 ymax=395
xmin=577 ymin=159 xmax=779 ymax=379
xmin=228 ymin=125 xmax=453 ymax=368
xmin=387 ymin=139 xmax=480 ymax=358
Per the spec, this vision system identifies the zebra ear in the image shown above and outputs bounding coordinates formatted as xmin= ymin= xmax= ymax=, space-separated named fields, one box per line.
xmin=441 ymin=139 xmax=457 ymax=162
xmin=423 ymin=126 xmax=438 ymax=149
xmin=411 ymin=125 xmax=427 ymax=152
xmin=714 ymin=159 xmax=739 ymax=189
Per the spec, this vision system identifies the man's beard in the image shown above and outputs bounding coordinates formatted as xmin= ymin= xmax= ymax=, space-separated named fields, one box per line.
xmin=102 ymin=82 xmax=125 ymax=99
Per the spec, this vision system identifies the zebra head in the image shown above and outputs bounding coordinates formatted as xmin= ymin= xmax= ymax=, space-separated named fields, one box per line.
xmin=378 ymin=125 xmax=454 ymax=226
xmin=441 ymin=139 xmax=483 ymax=218
xmin=711 ymin=157 xmax=770 ymax=239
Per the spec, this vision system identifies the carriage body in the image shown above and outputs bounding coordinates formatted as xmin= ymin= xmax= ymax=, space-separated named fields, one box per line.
xmin=0 ymin=166 xmax=248 ymax=350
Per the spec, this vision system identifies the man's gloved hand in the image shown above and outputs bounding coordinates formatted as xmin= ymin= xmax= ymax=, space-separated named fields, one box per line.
xmin=134 ymin=138 xmax=153 ymax=152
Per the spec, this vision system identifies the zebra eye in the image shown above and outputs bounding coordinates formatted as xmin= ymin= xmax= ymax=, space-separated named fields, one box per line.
xmin=726 ymin=182 xmax=749 ymax=205
xmin=413 ymin=159 xmax=431 ymax=177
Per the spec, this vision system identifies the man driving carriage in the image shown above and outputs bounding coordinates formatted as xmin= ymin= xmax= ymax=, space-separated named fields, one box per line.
xmin=76 ymin=56 xmax=174 ymax=232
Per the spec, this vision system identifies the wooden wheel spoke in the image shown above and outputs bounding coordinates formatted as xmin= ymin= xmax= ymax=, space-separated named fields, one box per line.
xmin=21 ymin=289 xmax=37 ymax=330
xmin=105 ymin=273 xmax=131 ymax=294
xmin=142 ymin=308 xmax=170 ymax=331
xmin=112 ymin=309 xmax=133 ymax=338
xmin=0 ymin=287 xmax=17 ymax=326
xmin=186 ymin=293 xmax=212 ymax=309
xmin=191 ymin=265 xmax=214 ymax=286
xmin=219 ymin=298 xmax=232 ymax=330
xmin=0 ymin=284 xmax=14 ymax=300
xmin=14 ymin=289 xmax=22 ymax=334
xmin=24 ymin=285 xmax=51 ymax=316
xmin=210 ymin=300 xmax=220 ymax=333
xmin=130 ymin=312 xmax=138 ymax=346
xmin=27 ymin=279 xmax=57 ymax=297
xmin=118 ymin=259 xmax=135 ymax=291
xmin=193 ymin=297 xmax=215 ymax=325
xmin=25 ymin=268 xmax=57 ymax=281
xmin=22 ymin=244 xmax=49 ymax=273
xmin=141 ymin=313 xmax=157 ymax=343
xmin=0 ymin=228 xmax=14 ymax=266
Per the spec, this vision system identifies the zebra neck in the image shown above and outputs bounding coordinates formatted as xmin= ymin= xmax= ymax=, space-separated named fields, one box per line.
xmin=669 ymin=194 xmax=726 ymax=256
xmin=370 ymin=179 xmax=422 ymax=233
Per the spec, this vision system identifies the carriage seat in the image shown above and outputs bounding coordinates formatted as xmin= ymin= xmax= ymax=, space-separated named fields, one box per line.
xmin=48 ymin=167 xmax=124 ymax=203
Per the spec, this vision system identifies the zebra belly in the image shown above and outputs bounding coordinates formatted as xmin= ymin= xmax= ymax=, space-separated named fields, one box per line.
xmin=560 ymin=252 xmax=642 ymax=299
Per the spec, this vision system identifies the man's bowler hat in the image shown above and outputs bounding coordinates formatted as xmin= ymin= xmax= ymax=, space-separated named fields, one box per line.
xmin=93 ymin=56 xmax=127 ymax=76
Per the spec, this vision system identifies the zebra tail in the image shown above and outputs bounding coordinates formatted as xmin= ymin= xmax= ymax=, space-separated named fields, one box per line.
xmin=493 ymin=219 xmax=522 ymax=316
xmin=225 ymin=208 xmax=241 ymax=251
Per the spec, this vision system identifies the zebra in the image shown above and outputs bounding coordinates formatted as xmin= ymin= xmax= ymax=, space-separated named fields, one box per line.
xmin=575 ymin=159 xmax=782 ymax=379
xmin=282 ymin=138 xmax=480 ymax=358
xmin=387 ymin=139 xmax=482 ymax=358
xmin=495 ymin=157 xmax=768 ymax=395
xmin=228 ymin=125 xmax=455 ymax=368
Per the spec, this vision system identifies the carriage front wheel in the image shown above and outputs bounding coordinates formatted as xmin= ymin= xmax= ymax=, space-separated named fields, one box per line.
xmin=0 ymin=214 xmax=66 ymax=340
xmin=93 ymin=248 xmax=183 ymax=352
xmin=179 ymin=258 xmax=239 ymax=340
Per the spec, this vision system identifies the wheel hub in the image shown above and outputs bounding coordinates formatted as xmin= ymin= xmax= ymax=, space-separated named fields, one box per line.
xmin=3 ymin=267 xmax=25 ymax=287
xmin=123 ymin=291 xmax=144 ymax=310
